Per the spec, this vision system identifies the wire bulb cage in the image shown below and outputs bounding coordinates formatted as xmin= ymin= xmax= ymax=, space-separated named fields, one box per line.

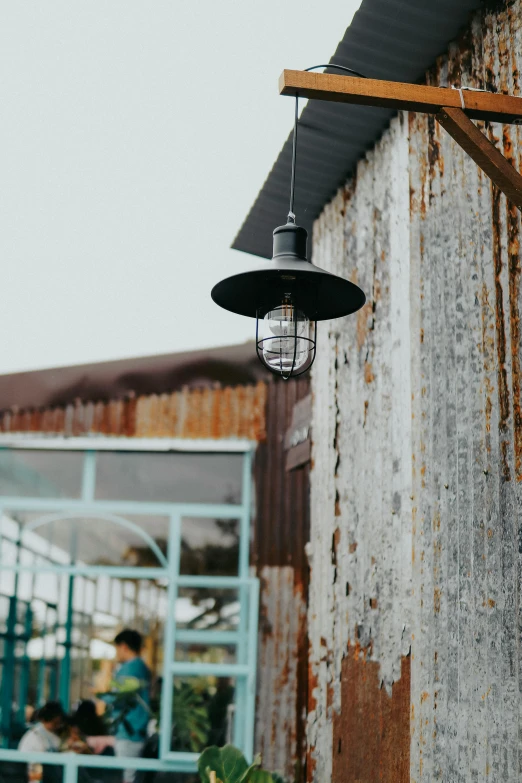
xmin=256 ymin=297 xmax=316 ymax=380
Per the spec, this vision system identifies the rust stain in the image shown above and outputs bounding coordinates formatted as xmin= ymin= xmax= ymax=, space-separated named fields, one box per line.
xmin=306 ymin=662 xmax=318 ymax=783
xmin=501 ymin=88 xmax=522 ymax=478
xmin=490 ymin=177 xmax=511 ymax=480
xmin=364 ymin=361 xmax=375 ymax=384
xmin=356 ymin=301 xmax=373 ymax=351
xmin=332 ymin=528 xmax=341 ymax=564
xmin=409 ymin=185 xmax=416 ymax=213
xmin=427 ymin=114 xmax=444 ymax=195
xmin=506 ymin=195 xmax=522 ymax=480
xmin=433 ymin=588 xmax=441 ymax=614
xmin=0 ymin=382 xmax=268 ymax=441
xmin=257 ymin=567 xmax=308 ymax=782
xmin=294 ymin=582 xmax=309 ymax=782
xmin=331 ymin=647 xmax=410 ymax=783
xmin=500 ymin=440 xmax=511 ymax=482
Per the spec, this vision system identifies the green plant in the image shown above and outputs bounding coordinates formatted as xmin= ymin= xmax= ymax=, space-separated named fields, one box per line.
xmin=197 ymin=745 xmax=286 ymax=783
xmin=172 ymin=680 xmax=210 ymax=753
xmin=97 ymin=676 xmax=151 ymax=736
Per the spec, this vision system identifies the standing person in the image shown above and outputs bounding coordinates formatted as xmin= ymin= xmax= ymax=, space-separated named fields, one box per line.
xmin=99 ymin=629 xmax=151 ymax=783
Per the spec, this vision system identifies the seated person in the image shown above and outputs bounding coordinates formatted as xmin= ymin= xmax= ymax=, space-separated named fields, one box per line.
xmin=18 ymin=702 xmax=66 ymax=754
xmin=18 ymin=703 xmax=66 ymax=783
xmin=68 ymin=702 xmax=114 ymax=755
xmin=60 ymin=718 xmax=92 ymax=755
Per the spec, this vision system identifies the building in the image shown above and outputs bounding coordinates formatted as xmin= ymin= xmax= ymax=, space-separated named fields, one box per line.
xmin=0 ymin=344 xmax=311 ymax=782
xmin=234 ymin=0 xmax=522 ymax=781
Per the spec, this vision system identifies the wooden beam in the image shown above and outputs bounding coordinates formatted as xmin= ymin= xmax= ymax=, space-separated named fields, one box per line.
xmin=279 ymin=70 xmax=522 ymax=124
xmin=437 ymin=106 xmax=522 ymax=207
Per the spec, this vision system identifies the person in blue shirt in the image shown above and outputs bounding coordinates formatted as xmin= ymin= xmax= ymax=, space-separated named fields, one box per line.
xmin=101 ymin=629 xmax=151 ymax=783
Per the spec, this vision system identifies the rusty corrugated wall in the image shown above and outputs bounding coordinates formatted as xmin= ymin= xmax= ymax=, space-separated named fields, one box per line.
xmin=253 ymin=378 xmax=311 ymax=782
xmin=308 ymin=2 xmax=522 ymax=781
xmin=0 ymin=382 xmax=267 ymax=441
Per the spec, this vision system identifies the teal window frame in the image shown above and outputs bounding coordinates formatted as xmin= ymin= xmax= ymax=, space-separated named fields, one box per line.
xmin=0 ymin=438 xmax=259 ymax=778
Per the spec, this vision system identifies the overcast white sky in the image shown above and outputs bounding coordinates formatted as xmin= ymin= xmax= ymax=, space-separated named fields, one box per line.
xmin=0 ymin=1 xmax=362 ymax=374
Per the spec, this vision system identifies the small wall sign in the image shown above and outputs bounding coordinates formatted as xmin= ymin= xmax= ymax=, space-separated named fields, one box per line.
xmin=285 ymin=393 xmax=312 ymax=471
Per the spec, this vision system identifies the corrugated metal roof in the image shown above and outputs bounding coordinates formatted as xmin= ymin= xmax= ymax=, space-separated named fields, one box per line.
xmin=0 ymin=381 xmax=268 ymax=441
xmin=232 ymin=0 xmax=485 ymax=260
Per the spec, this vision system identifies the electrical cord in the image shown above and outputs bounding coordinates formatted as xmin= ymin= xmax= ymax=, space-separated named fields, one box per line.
xmin=305 ymin=64 xmax=367 ymax=78
xmin=288 ymin=63 xmax=368 ymax=222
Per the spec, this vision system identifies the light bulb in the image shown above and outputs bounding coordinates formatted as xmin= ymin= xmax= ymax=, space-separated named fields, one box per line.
xmin=256 ymin=300 xmax=314 ymax=378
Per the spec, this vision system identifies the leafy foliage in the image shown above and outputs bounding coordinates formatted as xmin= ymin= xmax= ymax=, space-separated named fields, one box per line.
xmin=249 ymin=772 xmax=276 ymax=783
xmin=97 ymin=677 xmax=150 ymax=735
xmin=197 ymin=745 xmax=286 ymax=783
xmin=100 ymin=677 xmax=209 ymax=753
xmin=172 ymin=680 xmax=210 ymax=753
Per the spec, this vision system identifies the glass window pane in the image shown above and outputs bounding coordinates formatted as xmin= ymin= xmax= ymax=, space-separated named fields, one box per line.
xmin=171 ymin=676 xmax=236 ymax=753
xmin=0 ymin=595 xmax=10 ymax=633
xmin=0 ymin=449 xmax=83 ymax=498
xmin=95 ymin=451 xmax=244 ymax=504
xmin=16 ymin=513 xmax=168 ymax=568
xmin=0 ymin=512 xmax=20 ymax=540
xmin=0 ymin=541 xmax=17 ymax=596
xmin=175 ymin=643 xmax=237 ymax=664
xmin=180 ymin=517 xmax=240 ymax=576
xmin=175 ymin=588 xmax=240 ymax=631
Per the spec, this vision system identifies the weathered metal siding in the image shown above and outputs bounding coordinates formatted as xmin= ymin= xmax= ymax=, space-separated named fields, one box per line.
xmin=409 ymin=5 xmax=522 ymax=780
xmin=309 ymin=112 xmax=412 ymax=782
xmin=0 ymin=382 xmax=267 ymax=441
xmin=253 ymin=378 xmax=311 ymax=782
xmin=308 ymin=2 xmax=522 ymax=781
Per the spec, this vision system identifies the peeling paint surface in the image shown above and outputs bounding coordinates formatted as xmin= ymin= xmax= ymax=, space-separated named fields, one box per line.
xmin=309 ymin=111 xmax=412 ymax=781
xmin=256 ymin=566 xmax=308 ymax=782
xmin=308 ymin=2 xmax=522 ymax=781
xmin=253 ymin=378 xmax=311 ymax=782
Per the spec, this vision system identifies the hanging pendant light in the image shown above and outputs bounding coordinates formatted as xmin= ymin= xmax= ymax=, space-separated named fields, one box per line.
xmin=211 ymin=64 xmax=367 ymax=379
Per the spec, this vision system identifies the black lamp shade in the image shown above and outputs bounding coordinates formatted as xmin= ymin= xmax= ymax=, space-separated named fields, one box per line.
xmin=212 ymin=223 xmax=366 ymax=320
